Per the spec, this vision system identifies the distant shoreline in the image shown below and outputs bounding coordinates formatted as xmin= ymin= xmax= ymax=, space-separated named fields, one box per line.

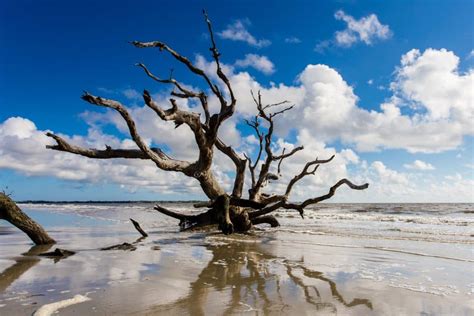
xmin=16 ymin=200 xmax=205 ymax=204
xmin=16 ymin=200 xmax=473 ymax=204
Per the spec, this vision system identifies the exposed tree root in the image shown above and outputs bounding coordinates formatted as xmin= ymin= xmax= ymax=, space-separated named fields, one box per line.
xmin=251 ymin=215 xmax=280 ymax=227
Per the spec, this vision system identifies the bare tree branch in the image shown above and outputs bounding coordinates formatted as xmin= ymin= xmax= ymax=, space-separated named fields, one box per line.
xmin=270 ymin=104 xmax=295 ymax=118
xmin=46 ymin=132 xmax=174 ymax=160
xmin=136 ymin=63 xmax=211 ymax=125
xmin=136 ymin=63 xmax=200 ymax=97
xmin=285 ymin=155 xmax=335 ymax=197
xmin=215 ymin=137 xmax=247 ymax=197
xmin=203 ymin=10 xmax=236 ymax=119
xmin=296 ymin=179 xmax=369 ymax=209
xmin=248 ymin=90 xmax=298 ymax=201
xmin=81 ymin=92 xmax=193 ymax=173
xmin=274 ymin=146 xmax=304 ymax=176
xmin=250 ymin=179 xmax=368 ymax=219
xmin=244 ymin=115 xmax=264 ymax=188
xmin=131 ymin=40 xmax=225 ymax=107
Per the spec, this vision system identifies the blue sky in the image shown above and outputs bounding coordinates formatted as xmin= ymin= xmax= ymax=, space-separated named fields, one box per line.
xmin=1 ymin=0 xmax=473 ymax=201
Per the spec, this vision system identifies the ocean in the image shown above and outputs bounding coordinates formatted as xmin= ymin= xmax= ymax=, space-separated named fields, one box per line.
xmin=0 ymin=202 xmax=472 ymax=315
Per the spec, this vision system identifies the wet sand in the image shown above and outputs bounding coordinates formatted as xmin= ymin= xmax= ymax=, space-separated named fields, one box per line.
xmin=0 ymin=204 xmax=473 ymax=315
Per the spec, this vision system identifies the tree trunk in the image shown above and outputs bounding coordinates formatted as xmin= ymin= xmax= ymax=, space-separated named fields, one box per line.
xmin=155 ymin=195 xmax=253 ymax=234
xmin=0 ymin=193 xmax=55 ymax=245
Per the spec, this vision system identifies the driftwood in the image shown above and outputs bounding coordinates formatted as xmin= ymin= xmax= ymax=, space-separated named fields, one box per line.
xmin=44 ymin=11 xmax=369 ymax=234
xmin=101 ymin=242 xmax=137 ymax=251
xmin=100 ymin=219 xmax=148 ymax=251
xmin=0 ymin=193 xmax=55 ymax=245
xmin=130 ymin=218 xmax=148 ymax=237
xmin=39 ymin=248 xmax=76 ymax=262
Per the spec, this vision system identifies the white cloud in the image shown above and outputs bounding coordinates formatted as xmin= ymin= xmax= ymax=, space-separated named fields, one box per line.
xmin=196 ymin=48 xmax=472 ymax=154
xmin=0 ymin=116 xmax=227 ymax=197
xmin=282 ymin=49 xmax=473 ymax=153
xmin=314 ymin=40 xmax=331 ymax=53
xmin=393 ymin=48 xmax=474 ymax=124
xmin=122 ymin=88 xmax=142 ymax=101
xmin=371 ymin=161 xmax=409 ymax=185
xmin=467 ymin=50 xmax=474 ymax=59
xmin=234 ymin=54 xmax=275 ymax=75
xmin=334 ymin=10 xmax=391 ymax=47
xmin=403 ymin=160 xmax=435 ymax=171
xmin=367 ymin=79 xmax=373 ymax=85
xmin=350 ymin=162 xmax=474 ymax=203
xmin=1 ymin=47 xmax=472 ymax=202
xmin=217 ymin=19 xmax=271 ymax=48
xmin=284 ymin=37 xmax=301 ymax=44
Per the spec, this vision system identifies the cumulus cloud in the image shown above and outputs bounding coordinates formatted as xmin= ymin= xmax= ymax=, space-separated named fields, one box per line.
xmin=467 ymin=50 xmax=474 ymax=59
xmin=393 ymin=48 xmax=473 ymax=124
xmin=234 ymin=54 xmax=275 ymax=75
xmin=122 ymin=88 xmax=142 ymax=101
xmin=316 ymin=11 xmax=391 ymax=52
xmin=285 ymin=49 xmax=473 ymax=153
xmin=195 ymin=48 xmax=472 ymax=154
xmin=371 ymin=161 xmax=408 ymax=185
xmin=314 ymin=40 xmax=332 ymax=53
xmin=1 ymin=47 xmax=472 ymax=202
xmin=284 ymin=37 xmax=301 ymax=44
xmin=403 ymin=160 xmax=435 ymax=171
xmin=0 ymin=116 xmax=230 ymax=197
xmin=340 ymin=161 xmax=473 ymax=202
xmin=334 ymin=10 xmax=391 ymax=47
xmin=217 ymin=19 xmax=271 ymax=48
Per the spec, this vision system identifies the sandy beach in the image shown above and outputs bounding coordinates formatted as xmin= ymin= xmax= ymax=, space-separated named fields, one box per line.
xmin=0 ymin=203 xmax=472 ymax=315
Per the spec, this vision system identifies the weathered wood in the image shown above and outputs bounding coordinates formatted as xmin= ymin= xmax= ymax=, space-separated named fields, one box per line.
xmin=101 ymin=242 xmax=136 ymax=251
xmin=0 ymin=193 xmax=55 ymax=245
xmin=39 ymin=248 xmax=76 ymax=260
xmin=251 ymin=215 xmax=280 ymax=227
xmin=130 ymin=218 xmax=148 ymax=237
xmin=155 ymin=195 xmax=252 ymax=234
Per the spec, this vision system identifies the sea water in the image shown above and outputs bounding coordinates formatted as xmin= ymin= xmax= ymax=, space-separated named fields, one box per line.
xmin=0 ymin=202 xmax=472 ymax=315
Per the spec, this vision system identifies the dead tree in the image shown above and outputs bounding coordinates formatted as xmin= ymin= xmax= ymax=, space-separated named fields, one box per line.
xmin=45 ymin=11 xmax=368 ymax=234
xmin=0 ymin=193 xmax=55 ymax=245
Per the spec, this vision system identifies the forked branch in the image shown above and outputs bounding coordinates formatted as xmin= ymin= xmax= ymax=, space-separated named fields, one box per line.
xmin=81 ymin=92 xmax=192 ymax=173
xmin=250 ymin=179 xmax=369 ymax=219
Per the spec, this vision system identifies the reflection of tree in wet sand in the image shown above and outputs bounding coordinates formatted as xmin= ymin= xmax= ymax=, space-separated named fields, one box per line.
xmin=147 ymin=241 xmax=372 ymax=315
xmin=0 ymin=244 xmax=53 ymax=292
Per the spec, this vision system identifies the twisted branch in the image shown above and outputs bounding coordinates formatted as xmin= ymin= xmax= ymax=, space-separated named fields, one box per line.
xmin=81 ymin=92 xmax=192 ymax=173
xmin=46 ymin=133 xmax=172 ymax=160
xmin=136 ymin=63 xmax=211 ymax=125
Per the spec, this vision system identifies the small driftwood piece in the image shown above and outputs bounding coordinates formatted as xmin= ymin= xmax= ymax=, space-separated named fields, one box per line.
xmin=130 ymin=218 xmax=148 ymax=237
xmin=101 ymin=242 xmax=136 ymax=251
xmin=39 ymin=248 xmax=76 ymax=262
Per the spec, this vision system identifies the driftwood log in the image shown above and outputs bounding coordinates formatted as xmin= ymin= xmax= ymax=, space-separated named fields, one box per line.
xmin=0 ymin=193 xmax=55 ymax=245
